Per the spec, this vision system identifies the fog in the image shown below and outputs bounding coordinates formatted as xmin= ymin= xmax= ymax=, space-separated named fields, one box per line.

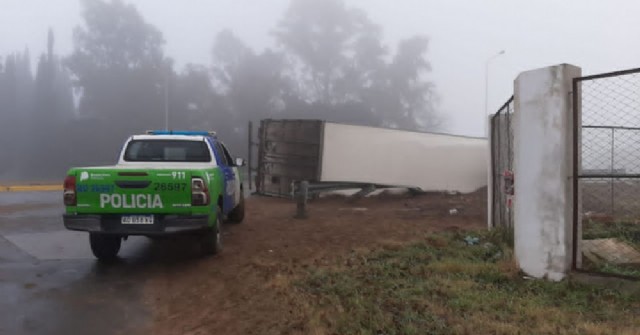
xmin=1 ymin=0 xmax=640 ymax=181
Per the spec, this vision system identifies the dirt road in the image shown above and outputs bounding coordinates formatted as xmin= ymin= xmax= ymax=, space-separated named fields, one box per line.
xmin=145 ymin=191 xmax=485 ymax=334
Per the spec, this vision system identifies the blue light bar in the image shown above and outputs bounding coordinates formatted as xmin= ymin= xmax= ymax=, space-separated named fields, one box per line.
xmin=146 ymin=130 xmax=216 ymax=137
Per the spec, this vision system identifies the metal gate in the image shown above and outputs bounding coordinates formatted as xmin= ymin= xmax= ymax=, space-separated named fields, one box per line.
xmin=573 ymin=68 xmax=640 ymax=278
xmin=490 ymin=97 xmax=515 ymax=234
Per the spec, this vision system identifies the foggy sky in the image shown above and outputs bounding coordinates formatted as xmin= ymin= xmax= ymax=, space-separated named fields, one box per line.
xmin=2 ymin=0 xmax=640 ymax=137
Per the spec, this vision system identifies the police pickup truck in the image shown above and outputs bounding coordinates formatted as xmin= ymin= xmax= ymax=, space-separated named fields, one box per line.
xmin=63 ymin=130 xmax=245 ymax=261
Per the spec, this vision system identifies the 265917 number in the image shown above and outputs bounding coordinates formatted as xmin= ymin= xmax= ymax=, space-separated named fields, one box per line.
xmin=153 ymin=183 xmax=187 ymax=192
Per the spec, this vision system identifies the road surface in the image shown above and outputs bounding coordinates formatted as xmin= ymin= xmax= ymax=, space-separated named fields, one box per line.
xmin=0 ymin=191 xmax=151 ymax=335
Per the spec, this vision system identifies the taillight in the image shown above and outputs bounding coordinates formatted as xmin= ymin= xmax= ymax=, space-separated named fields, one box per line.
xmin=64 ymin=175 xmax=77 ymax=206
xmin=191 ymin=177 xmax=209 ymax=206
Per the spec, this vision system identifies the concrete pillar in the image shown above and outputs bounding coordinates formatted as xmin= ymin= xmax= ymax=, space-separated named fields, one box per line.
xmin=513 ymin=64 xmax=581 ymax=281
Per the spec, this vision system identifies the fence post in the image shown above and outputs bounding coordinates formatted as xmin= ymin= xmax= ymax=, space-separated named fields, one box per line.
xmin=248 ymin=121 xmax=253 ymax=192
xmin=295 ymin=181 xmax=309 ymax=219
xmin=513 ymin=64 xmax=582 ymax=281
xmin=611 ymin=127 xmax=615 ymax=218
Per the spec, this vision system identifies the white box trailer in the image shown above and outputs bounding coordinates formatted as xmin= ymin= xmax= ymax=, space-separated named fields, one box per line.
xmin=255 ymin=119 xmax=488 ymax=197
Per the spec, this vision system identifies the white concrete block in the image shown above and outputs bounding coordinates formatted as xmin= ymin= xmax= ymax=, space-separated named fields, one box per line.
xmin=513 ymin=64 xmax=581 ymax=281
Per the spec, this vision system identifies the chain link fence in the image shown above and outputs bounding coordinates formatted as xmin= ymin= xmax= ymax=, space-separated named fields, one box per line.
xmin=575 ymin=68 xmax=640 ymax=278
xmin=490 ymin=97 xmax=515 ymax=243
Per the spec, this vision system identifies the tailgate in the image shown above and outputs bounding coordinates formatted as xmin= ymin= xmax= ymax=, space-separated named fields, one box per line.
xmin=75 ymin=169 xmax=193 ymax=214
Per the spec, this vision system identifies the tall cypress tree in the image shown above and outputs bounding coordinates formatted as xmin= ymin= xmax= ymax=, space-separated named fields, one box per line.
xmin=29 ymin=29 xmax=75 ymax=178
xmin=0 ymin=57 xmax=9 ymax=176
xmin=0 ymin=50 xmax=34 ymax=178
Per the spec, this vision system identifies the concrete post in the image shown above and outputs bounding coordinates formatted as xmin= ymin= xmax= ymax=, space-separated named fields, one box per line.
xmin=513 ymin=64 xmax=581 ymax=281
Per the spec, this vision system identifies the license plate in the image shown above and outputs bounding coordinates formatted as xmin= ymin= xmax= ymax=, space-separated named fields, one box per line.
xmin=121 ymin=215 xmax=154 ymax=225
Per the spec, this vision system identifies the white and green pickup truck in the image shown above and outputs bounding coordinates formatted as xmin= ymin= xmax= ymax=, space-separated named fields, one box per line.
xmin=63 ymin=130 xmax=245 ymax=261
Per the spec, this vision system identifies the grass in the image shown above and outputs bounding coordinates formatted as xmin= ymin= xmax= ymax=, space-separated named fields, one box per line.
xmin=295 ymin=231 xmax=640 ymax=335
xmin=583 ymin=221 xmax=640 ymax=247
xmin=583 ymin=221 xmax=640 ymax=277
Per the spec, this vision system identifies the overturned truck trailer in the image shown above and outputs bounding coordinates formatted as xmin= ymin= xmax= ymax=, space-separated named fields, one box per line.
xmin=255 ymin=119 xmax=487 ymax=197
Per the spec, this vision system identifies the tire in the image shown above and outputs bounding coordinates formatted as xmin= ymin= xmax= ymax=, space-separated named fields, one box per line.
xmin=201 ymin=207 xmax=223 ymax=255
xmin=89 ymin=234 xmax=121 ymax=262
xmin=228 ymin=193 xmax=245 ymax=224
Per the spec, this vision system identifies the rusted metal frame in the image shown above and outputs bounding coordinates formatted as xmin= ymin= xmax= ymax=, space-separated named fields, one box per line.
xmin=572 ymin=78 xmax=580 ymax=271
xmin=490 ymin=113 xmax=499 ymax=228
xmin=583 ymin=125 xmax=640 ymax=131
xmin=580 ymin=174 xmax=640 ymax=179
xmin=575 ymin=67 xmax=640 ymax=81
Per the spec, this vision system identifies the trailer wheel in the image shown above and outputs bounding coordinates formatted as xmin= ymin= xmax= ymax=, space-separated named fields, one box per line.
xmin=89 ymin=234 xmax=121 ymax=262
xmin=201 ymin=207 xmax=223 ymax=255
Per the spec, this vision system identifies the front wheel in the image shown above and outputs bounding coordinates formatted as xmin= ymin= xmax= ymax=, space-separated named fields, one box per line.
xmin=89 ymin=234 xmax=121 ymax=262
xmin=200 ymin=207 xmax=223 ymax=255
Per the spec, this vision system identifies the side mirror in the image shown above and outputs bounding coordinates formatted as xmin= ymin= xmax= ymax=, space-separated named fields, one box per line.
xmin=235 ymin=158 xmax=246 ymax=167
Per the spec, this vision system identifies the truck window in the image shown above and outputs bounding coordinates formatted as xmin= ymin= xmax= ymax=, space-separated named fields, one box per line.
xmin=213 ymin=142 xmax=230 ymax=166
xmin=220 ymin=143 xmax=235 ymax=166
xmin=124 ymin=140 xmax=212 ymax=162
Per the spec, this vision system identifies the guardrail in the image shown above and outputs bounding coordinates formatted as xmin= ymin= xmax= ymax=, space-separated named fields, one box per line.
xmin=0 ymin=184 xmax=62 ymax=192
xmin=291 ymin=181 xmax=417 ymax=219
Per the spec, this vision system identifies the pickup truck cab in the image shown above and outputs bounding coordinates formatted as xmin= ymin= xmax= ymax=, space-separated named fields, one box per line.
xmin=63 ymin=130 xmax=245 ymax=261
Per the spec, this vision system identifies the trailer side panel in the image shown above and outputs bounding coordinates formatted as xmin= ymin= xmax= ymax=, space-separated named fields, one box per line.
xmin=320 ymin=123 xmax=488 ymax=193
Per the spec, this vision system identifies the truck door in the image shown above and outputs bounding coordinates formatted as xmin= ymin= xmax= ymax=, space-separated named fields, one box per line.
xmin=220 ymin=142 xmax=242 ymax=205
xmin=211 ymin=140 xmax=236 ymax=214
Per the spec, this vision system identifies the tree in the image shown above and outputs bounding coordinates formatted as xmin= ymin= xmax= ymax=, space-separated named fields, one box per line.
xmin=169 ymin=64 xmax=231 ymax=136
xmin=211 ymin=30 xmax=288 ymax=155
xmin=0 ymin=57 xmax=9 ymax=176
xmin=66 ymin=0 xmax=170 ymax=162
xmin=275 ymin=0 xmax=385 ymax=105
xmin=377 ymin=37 xmax=440 ymax=130
xmin=274 ymin=0 xmax=439 ymax=131
xmin=213 ymin=30 xmax=288 ymax=118
xmin=26 ymin=29 xmax=76 ymax=178
xmin=0 ymin=50 xmax=34 ymax=177
xmin=34 ymin=29 xmax=74 ymax=126
xmin=67 ymin=0 xmax=168 ymax=129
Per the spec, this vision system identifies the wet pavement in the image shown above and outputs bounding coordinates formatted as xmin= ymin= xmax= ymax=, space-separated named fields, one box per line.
xmin=0 ymin=192 xmax=154 ymax=335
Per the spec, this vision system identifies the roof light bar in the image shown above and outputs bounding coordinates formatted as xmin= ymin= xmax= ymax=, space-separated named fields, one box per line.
xmin=145 ymin=130 xmax=217 ymax=137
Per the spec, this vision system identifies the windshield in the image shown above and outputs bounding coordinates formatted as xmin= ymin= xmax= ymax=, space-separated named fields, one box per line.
xmin=123 ymin=140 xmax=211 ymax=162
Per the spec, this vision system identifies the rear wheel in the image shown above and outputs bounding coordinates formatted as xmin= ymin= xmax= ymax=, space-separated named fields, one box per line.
xmin=201 ymin=207 xmax=223 ymax=255
xmin=228 ymin=194 xmax=245 ymax=224
xmin=89 ymin=234 xmax=121 ymax=262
